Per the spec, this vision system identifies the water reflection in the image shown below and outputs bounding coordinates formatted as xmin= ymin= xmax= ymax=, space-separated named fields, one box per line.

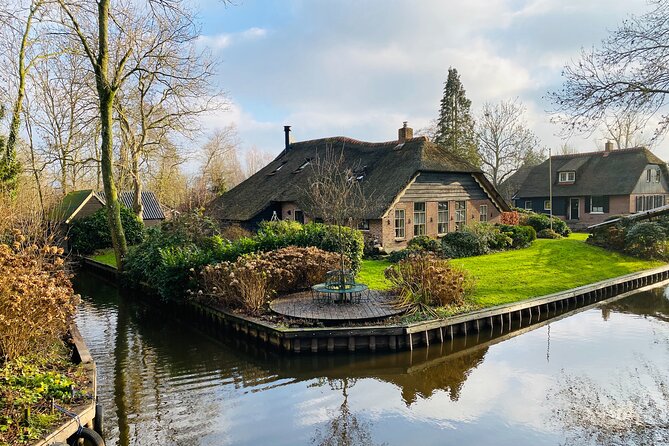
xmin=73 ymin=271 xmax=669 ymax=446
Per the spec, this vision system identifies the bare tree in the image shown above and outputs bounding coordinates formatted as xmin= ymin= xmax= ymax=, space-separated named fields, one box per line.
xmin=199 ymin=126 xmax=244 ymax=195
xmin=113 ymin=4 xmax=222 ymax=217
xmin=244 ymin=145 xmax=275 ymax=178
xmin=302 ymin=145 xmax=368 ymax=275
xmin=476 ymin=99 xmax=543 ymax=188
xmin=550 ymin=0 xmax=669 ymax=141
xmin=602 ymin=109 xmax=654 ymax=149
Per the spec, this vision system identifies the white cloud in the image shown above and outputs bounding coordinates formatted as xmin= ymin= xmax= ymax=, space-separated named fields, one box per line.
xmin=197 ymin=27 xmax=268 ymax=50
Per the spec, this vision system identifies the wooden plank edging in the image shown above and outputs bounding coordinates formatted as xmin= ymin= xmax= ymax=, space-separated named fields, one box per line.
xmin=33 ymin=323 xmax=97 ymax=446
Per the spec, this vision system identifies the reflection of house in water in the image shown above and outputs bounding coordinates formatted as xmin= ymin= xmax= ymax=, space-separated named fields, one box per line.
xmin=381 ymin=348 xmax=488 ymax=404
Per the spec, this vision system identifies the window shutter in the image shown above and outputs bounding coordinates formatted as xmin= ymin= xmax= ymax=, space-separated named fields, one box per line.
xmin=603 ymin=196 xmax=610 ymax=213
xmin=584 ymin=196 xmax=591 ymax=213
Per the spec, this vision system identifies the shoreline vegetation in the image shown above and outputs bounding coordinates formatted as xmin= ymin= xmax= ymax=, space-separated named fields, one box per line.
xmin=88 ymin=232 xmax=662 ymax=323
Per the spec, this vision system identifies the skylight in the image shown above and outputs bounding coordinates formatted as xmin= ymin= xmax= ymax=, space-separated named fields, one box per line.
xmin=268 ymin=161 xmax=287 ymax=175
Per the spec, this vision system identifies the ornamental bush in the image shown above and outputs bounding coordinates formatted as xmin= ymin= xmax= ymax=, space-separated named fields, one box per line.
xmin=521 ymin=212 xmax=571 ymax=237
xmin=0 ymin=231 xmax=79 ymax=360
xmin=624 ymin=222 xmax=668 ymax=259
xmin=384 ymin=251 xmax=473 ymax=316
xmin=497 ymin=224 xmax=536 ymax=248
xmin=69 ymin=206 xmax=144 ymax=254
xmin=124 ymin=217 xmax=364 ymax=300
xmin=537 ymin=228 xmax=562 ymax=239
xmin=199 ymin=246 xmax=341 ymax=313
xmin=407 ymin=235 xmax=443 ymax=254
xmin=441 ymin=231 xmax=487 ymax=258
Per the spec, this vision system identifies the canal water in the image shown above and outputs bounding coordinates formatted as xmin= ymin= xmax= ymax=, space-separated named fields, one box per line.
xmin=73 ymin=272 xmax=669 ymax=446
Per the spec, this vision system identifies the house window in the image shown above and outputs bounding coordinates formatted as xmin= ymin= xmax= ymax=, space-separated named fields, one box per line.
xmin=656 ymin=169 xmax=662 ymax=183
xmin=524 ymin=200 xmax=533 ymax=210
xmin=479 ymin=205 xmax=488 ymax=222
xmin=438 ymin=202 xmax=449 ymax=235
xmin=591 ymin=196 xmax=605 ymax=214
xmin=455 ymin=201 xmax=466 ymax=231
xmin=357 ymin=219 xmax=370 ymax=231
xmin=413 ymin=202 xmax=426 ymax=236
xmin=268 ymin=161 xmax=287 ymax=175
xmin=294 ymin=159 xmax=311 ymax=173
xmin=394 ymin=209 xmax=405 ymax=238
xmin=544 ymin=200 xmax=551 ymax=211
xmin=647 ymin=169 xmax=652 ymax=182
xmin=294 ymin=210 xmax=305 ymax=224
xmin=559 ymin=171 xmax=575 ymax=183
xmin=636 ymin=195 xmax=666 ymax=212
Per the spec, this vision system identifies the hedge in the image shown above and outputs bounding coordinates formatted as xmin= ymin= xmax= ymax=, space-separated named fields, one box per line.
xmin=69 ymin=206 xmax=144 ymax=254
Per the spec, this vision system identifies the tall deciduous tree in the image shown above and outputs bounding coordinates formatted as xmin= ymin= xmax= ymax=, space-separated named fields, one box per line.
xmin=550 ymin=0 xmax=669 ymax=139
xmin=476 ymin=99 xmax=543 ymax=188
xmin=434 ymin=68 xmax=479 ymax=166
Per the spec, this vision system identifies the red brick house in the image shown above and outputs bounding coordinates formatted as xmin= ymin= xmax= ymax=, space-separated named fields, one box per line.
xmin=207 ymin=124 xmax=510 ymax=252
xmin=507 ymin=144 xmax=669 ymax=230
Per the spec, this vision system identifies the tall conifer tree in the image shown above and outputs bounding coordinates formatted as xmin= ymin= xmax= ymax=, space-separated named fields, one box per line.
xmin=434 ymin=68 xmax=480 ymax=166
xmin=0 ymin=107 xmax=21 ymax=195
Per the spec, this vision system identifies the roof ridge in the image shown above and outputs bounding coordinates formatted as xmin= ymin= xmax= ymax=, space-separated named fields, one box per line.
xmin=551 ymin=146 xmax=651 ymax=159
xmin=290 ymin=135 xmax=428 ymax=148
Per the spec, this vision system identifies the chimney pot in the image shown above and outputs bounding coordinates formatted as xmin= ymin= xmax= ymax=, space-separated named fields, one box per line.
xmin=398 ymin=122 xmax=413 ymax=143
xmin=284 ymin=125 xmax=291 ymax=151
xmin=605 ymin=140 xmax=614 ymax=152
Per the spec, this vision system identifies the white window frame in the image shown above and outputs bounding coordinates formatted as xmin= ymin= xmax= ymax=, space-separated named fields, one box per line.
xmin=559 ymin=171 xmax=575 ymax=183
xmin=647 ymin=169 xmax=652 ymax=182
xmin=590 ymin=196 xmax=604 ymax=214
xmin=544 ymin=200 xmax=551 ymax=211
xmin=655 ymin=169 xmax=662 ymax=183
xmin=394 ymin=209 xmax=405 ymax=239
xmin=524 ymin=200 xmax=532 ymax=210
xmin=438 ymin=202 xmax=449 ymax=235
xmin=479 ymin=205 xmax=488 ymax=222
xmin=413 ymin=202 xmax=426 ymax=236
xmin=455 ymin=201 xmax=466 ymax=231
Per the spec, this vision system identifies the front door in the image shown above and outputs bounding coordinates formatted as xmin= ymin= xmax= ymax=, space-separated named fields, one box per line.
xmin=569 ymin=198 xmax=580 ymax=220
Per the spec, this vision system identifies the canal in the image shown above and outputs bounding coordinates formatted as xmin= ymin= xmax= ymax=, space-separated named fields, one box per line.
xmin=73 ymin=271 xmax=669 ymax=446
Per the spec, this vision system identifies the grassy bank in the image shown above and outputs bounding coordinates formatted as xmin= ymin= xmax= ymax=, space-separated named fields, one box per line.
xmin=90 ymin=248 xmax=117 ymax=267
xmin=358 ymin=233 xmax=663 ymax=307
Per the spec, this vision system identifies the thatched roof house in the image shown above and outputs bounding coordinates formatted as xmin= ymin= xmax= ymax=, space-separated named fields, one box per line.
xmin=207 ymin=124 xmax=509 ymax=252
xmin=508 ymin=144 xmax=669 ymax=230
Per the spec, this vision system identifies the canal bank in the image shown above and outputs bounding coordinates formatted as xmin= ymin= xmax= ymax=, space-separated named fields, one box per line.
xmin=34 ymin=324 xmax=103 ymax=446
xmin=81 ymin=258 xmax=669 ymax=353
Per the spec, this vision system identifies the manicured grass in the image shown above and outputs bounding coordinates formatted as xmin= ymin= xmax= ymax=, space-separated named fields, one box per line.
xmin=90 ymin=248 xmax=117 ymax=267
xmin=356 ymin=259 xmax=393 ymax=291
xmin=358 ymin=233 xmax=663 ymax=308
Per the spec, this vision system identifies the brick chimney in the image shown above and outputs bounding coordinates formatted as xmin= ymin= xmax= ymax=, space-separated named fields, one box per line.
xmin=605 ymin=140 xmax=614 ymax=152
xmin=398 ymin=121 xmax=413 ymax=143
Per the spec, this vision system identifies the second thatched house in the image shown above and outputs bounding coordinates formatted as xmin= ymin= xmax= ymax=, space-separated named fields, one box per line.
xmin=207 ymin=124 xmax=510 ymax=252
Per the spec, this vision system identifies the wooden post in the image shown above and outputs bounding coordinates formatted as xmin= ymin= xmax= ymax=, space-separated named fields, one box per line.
xmin=311 ymin=338 xmax=318 ymax=353
xmin=327 ymin=338 xmax=335 ymax=352
xmin=389 ymin=335 xmax=397 ymax=350
xmin=369 ymin=336 xmax=376 ymax=351
xmin=348 ymin=336 xmax=355 ymax=352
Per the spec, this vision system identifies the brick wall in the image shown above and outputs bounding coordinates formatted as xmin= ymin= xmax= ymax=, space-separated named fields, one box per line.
xmin=379 ymin=198 xmax=501 ymax=252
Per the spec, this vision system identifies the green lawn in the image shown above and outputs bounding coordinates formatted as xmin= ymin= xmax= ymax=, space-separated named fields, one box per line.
xmin=90 ymin=248 xmax=117 ymax=267
xmin=357 ymin=233 xmax=663 ymax=308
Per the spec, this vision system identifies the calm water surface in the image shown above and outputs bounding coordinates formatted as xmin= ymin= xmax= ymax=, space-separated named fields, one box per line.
xmin=73 ymin=272 xmax=669 ymax=446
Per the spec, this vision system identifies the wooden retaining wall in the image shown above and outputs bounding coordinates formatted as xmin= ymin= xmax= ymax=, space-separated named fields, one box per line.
xmin=34 ymin=324 xmax=98 ymax=446
xmin=80 ymin=259 xmax=669 ymax=354
xmin=181 ymin=264 xmax=669 ymax=354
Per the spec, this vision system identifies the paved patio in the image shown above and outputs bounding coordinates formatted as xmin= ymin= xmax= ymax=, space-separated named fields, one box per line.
xmin=270 ymin=290 xmax=403 ymax=321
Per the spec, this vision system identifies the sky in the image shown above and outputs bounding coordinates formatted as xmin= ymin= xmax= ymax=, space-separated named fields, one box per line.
xmin=191 ymin=0 xmax=663 ymax=160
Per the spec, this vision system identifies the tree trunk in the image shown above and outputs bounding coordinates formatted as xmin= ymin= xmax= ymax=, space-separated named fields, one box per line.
xmin=97 ymin=0 xmax=127 ymax=268
xmin=99 ymin=89 xmax=128 ymax=267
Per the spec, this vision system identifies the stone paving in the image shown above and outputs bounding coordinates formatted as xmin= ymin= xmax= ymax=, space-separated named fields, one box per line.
xmin=270 ymin=290 xmax=403 ymax=321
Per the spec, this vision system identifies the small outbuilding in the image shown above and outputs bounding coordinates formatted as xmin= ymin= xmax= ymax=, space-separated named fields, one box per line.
xmin=54 ymin=189 xmax=166 ymax=227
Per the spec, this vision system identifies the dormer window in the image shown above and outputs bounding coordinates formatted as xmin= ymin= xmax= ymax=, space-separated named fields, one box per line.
xmin=655 ymin=169 xmax=661 ymax=183
xmin=559 ymin=171 xmax=575 ymax=183
xmin=268 ymin=161 xmax=287 ymax=175
xmin=293 ymin=159 xmax=311 ymax=173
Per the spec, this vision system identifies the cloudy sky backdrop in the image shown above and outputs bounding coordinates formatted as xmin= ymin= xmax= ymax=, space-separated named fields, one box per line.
xmin=194 ymin=0 xmax=662 ymax=160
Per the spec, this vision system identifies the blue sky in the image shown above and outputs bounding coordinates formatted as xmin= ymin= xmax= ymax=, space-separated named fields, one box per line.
xmin=192 ymin=0 xmax=662 ymax=159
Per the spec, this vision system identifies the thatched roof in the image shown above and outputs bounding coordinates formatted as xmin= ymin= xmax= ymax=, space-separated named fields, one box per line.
xmin=515 ymin=147 xmax=668 ymax=198
xmin=207 ymin=135 xmax=504 ymax=221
